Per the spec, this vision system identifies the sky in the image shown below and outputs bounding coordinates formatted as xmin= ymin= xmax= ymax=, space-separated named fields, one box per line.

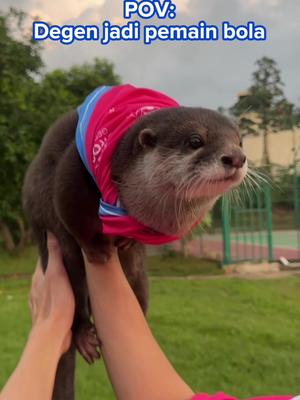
xmin=3 ymin=0 xmax=300 ymax=109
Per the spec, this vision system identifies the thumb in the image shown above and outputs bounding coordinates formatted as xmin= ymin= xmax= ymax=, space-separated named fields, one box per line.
xmin=47 ymin=232 xmax=64 ymax=275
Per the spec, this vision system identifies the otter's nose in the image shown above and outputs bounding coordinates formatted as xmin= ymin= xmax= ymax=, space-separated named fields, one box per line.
xmin=221 ymin=153 xmax=246 ymax=169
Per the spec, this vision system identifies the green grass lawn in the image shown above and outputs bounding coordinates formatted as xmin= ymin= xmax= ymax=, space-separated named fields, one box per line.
xmin=1 ymin=275 xmax=300 ymax=398
xmin=0 ymin=246 xmax=222 ymax=277
xmin=147 ymin=254 xmax=223 ymax=277
xmin=0 ymin=246 xmax=37 ymax=276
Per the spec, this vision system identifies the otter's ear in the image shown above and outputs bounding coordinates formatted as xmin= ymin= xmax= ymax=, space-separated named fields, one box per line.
xmin=138 ymin=128 xmax=157 ymax=148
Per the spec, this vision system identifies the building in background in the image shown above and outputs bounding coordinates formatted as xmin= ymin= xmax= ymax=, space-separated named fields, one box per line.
xmin=244 ymin=128 xmax=300 ymax=167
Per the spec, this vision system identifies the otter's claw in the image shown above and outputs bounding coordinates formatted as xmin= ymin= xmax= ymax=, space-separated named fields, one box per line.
xmin=74 ymin=324 xmax=101 ymax=364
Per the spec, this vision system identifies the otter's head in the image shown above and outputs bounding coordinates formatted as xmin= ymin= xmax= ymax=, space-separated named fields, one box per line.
xmin=112 ymin=107 xmax=247 ymax=236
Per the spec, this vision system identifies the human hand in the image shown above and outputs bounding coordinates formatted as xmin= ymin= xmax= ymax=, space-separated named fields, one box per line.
xmin=29 ymin=232 xmax=75 ymax=355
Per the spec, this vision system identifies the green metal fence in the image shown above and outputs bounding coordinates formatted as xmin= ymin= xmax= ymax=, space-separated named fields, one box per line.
xmin=292 ymin=170 xmax=300 ymax=253
xmin=222 ymin=184 xmax=274 ymax=265
xmin=221 ymin=160 xmax=300 ymax=265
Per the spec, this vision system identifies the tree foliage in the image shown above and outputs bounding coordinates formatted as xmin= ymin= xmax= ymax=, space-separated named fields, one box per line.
xmin=0 ymin=9 xmax=120 ymax=251
xmin=31 ymin=59 xmax=121 ymax=146
xmin=230 ymin=57 xmax=296 ymax=166
xmin=0 ymin=9 xmax=43 ymax=243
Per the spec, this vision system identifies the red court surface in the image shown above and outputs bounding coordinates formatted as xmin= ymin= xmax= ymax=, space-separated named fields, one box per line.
xmin=172 ymin=236 xmax=300 ymax=262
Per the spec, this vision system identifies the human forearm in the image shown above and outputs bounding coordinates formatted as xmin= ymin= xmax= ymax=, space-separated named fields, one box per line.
xmin=1 ymin=235 xmax=75 ymax=400
xmin=0 ymin=321 xmax=66 ymax=400
xmin=85 ymin=252 xmax=194 ymax=400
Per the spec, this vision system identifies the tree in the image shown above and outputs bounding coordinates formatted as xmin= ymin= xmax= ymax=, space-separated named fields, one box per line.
xmin=32 ymin=59 xmax=121 ymax=140
xmin=230 ymin=57 xmax=295 ymax=167
xmin=296 ymin=108 xmax=300 ymax=127
xmin=0 ymin=8 xmax=43 ymax=250
xmin=0 ymin=9 xmax=120 ymax=251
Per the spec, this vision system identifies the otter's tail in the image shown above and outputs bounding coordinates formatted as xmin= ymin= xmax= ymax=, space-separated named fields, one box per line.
xmin=52 ymin=344 xmax=76 ymax=400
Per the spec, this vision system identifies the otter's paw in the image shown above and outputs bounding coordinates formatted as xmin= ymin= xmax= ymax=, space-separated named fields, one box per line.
xmin=74 ymin=323 xmax=101 ymax=364
xmin=84 ymin=250 xmax=111 ymax=264
xmin=81 ymin=233 xmax=113 ymax=264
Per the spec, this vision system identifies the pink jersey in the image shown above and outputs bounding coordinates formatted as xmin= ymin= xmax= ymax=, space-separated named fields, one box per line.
xmin=76 ymin=84 xmax=182 ymax=245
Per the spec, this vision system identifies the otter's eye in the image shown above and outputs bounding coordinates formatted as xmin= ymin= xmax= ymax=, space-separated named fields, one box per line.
xmin=239 ymin=140 xmax=243 ymax=148
xmin=189 ymin=135 xmax=204 ymax=149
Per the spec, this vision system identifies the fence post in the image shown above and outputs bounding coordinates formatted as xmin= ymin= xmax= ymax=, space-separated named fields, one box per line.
xmin=265 ymin=185 xmax=274 ymax=262
xmin=222 ymin=198 xmax=231 ymax=265
xmin=292 ymin=161 xmax=300 ymax=259
xmin=293 ymin=162 xmax=300 ymax=229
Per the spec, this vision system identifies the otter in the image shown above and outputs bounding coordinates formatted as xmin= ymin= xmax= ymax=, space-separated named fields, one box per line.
xmin=22 ymin=85 xmax=247 ymax=400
